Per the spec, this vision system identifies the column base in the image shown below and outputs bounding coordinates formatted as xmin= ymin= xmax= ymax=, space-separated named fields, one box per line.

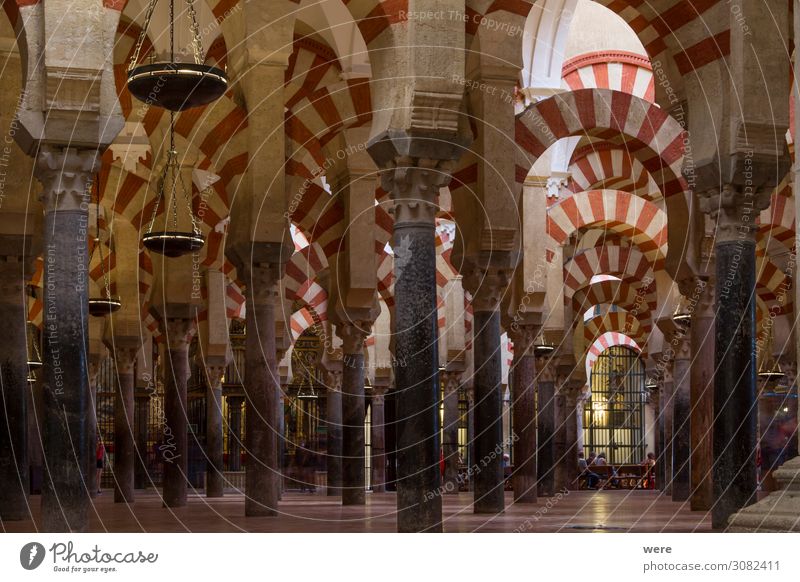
xmin=728 ymin=457 xmax=800 ymax=532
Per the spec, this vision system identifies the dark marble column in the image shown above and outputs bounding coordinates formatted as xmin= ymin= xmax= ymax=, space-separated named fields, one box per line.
xmin=338 ymin=323 xmax=369 ymax=506
xmin=552 ymin=387 xmax=568 ymax=492
xmin=672 ymin=330 xmax=692 ymax=502
xmin=227 ymin=396 xmax=244 ymax=472
xmin=713 ymin=237 xmax=758 ymax=527
xmin=112 ymin=346 xmax=137 ymax=503
xmin=690 ymin=280 xmax=715 ymax=510
xmin=699 ymin=185 xmax=764 ymax=528
xmin=37 ymin=147 xmax=98 ymax=532
xmin=470 ymin=305 xmax=505 ymax=514
xmin=509 ymin=325 xmax=538 ymax=503
xmin=86 ymin=359 xmax=101 ymax=499
xmin=324 ymin=369 xmax=343 ymax=496
xmin=563 ymin=382 xmax=583 ymax=490
xmin=370 ymin=386 xmax=387 ymax=493
xmin=244 ymin=265 xmax=280 ymax=516
xmin=161 ymin=319 xmax=194 ymax=508
xmin=381 ymin=162 xmax=449 ymax=532
xmin=440 ymin=371 xmax=461 ymax=494
xmin=650 ymin=386 xmax=664 ymax=490
xmin=205 ymin=364 xmax=225 ymax=498
xmin=0 ymin=263 xmax=31 ymax=521
xmin=661 ymin=373 xmax=675 ymax=496
xmin=134 ymin=393 xmax=150 ymax=489
xmin=536 ymin=371 xmax=556 ymax=497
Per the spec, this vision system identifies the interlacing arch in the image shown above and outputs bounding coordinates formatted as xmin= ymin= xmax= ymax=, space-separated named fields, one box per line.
xmin=568 ymin=144 xmax=662 ymax=201
xmin=571 ymin=278 xmax=655 ymax=333
xmin=561 ymin=50 xmax=655 ymax=101
xmin=547 ymin=189 xmax=668 ymax=269
xmin=585 ymin=332 xmax=641 ymax=373
xmin=563 ymin=245 xmax=654 ymax=295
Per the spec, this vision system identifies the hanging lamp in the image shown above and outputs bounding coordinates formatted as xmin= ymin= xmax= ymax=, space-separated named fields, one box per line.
xmin=88 ymin=199 xmax=123 ymax=317
xmin=672 ymin=301 xmax=691 ymax=326
xmin=26 ymin=321 xmax=42 ymax=371
xmin=142 ymin=118 xmax=205 ymax=257
xmin=758 ymin=358 xmax=785 ymax=383
xmin=127 ymin=0 xmax=227 ymax=111
xmin=532 ymin=335 xmax=556 ymax=358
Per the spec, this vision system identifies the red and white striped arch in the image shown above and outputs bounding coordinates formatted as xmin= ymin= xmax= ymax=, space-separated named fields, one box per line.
xmin=568 ymin=145 xmax=661 ymax=201
xmin=516 ymin=88 xmax=687 ymax=199
xmin=547 ymin=189 xmax=668 ymax=268
xmin=583 ymin=310 xmax=645 ymax=348
xmin=562 ymin=51 xmax=655 ymax=102
xmin=571 ymin=278 xmax=655 ymax=330
xmin=585 ymin=332 xmax=641 ymax=373
xmin=564 ymin=245 xmax=654 ymax=297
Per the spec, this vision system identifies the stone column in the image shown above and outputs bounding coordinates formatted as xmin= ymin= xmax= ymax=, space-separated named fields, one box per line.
xmin=661 ymin=367 xmax=675 ymax=496
xmin=699 ymin=186 xmax=768 ymax=528
xmin=338 ymin=322 xmax=369 ymax=505
xmin=465 ymin=262 xmax=510 ymax=514
xmin=324 ymin=368 xmax=343 ymax=496
xmin=0 ymin=261 xmax=30 ymax=520
xmin=112 ymin=346 xmax=137 ymax=503
xmin=379 ymin=159 xmax=451 ymax=532
xmin=562 ymin=381 xmax=583 ymax=490
xmin=509 ymin=325 xmax=538 ymax=503
xmin=86 ymin=342 xmax=103 ymax=499
xmin=204 ymin=363 xmax=226 ymax=498
xmin=536 ymin=360 xmax=556 ymax=497
xmin=441 ymin=371 xmax=461 ymax=494
xmin=227 ymin=396 xmax=244 ymax=472
xmin=244 ymin=264 xmax=281 ymax=516
xmin=134 ymin=392 xmax=150 ymax=489
xmin=370 ymin=386 xmax=388 ymax=493
xmin=552 ymin=380 xmax=568 ymax=492
xmin=161 ymin=318 xmax=195 ymax=508
xmin=672 ymin=327 xmax=692 ymax=502
xmin=690 ymin=278 xmax=715 ymax=510
xmin=37 ymin=147 xmax=98 ymax=532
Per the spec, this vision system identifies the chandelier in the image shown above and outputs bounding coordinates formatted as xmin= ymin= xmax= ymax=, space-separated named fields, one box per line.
xmin=142 ymin=118 xmax=205 ymax=258
xmin=88 ymin=197 xmax=122 ymax=317
xmin=127 ymin=0 xmax=227 ymax=111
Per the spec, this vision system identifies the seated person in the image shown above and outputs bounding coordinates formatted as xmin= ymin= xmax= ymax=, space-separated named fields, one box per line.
xmin=578 ymin=452 xmax=601 ymax=489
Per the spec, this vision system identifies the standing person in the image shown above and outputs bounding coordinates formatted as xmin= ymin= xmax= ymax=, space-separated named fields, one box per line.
xmin=642 ymin=452 xmax=656 ymax=489
xmin=95 ymin=436 xmax=105 ymax=495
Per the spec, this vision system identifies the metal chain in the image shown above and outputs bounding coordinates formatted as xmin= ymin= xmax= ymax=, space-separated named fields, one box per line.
xmin=185 ymin=0 xmax=205 ymax=65
xmin=128 ymin=0 xmax=159 ymax=72
xmin=92 ymin=181 xmax=114 ymax=300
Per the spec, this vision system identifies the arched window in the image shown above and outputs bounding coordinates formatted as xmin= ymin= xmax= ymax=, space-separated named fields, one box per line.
xmin=584 ymin=346 xmax=646 ymax=464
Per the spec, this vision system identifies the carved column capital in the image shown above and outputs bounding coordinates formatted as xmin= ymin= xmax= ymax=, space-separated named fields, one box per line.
xmin=36 ymin=146 xmax=100 ymax=212
xmin=114 ymin=346 xmax=138 ymax=376
xmin=162 ymin=318 xmax=196 ymax=352
xmin=698 ymin=184 xmax=771 ymax=243
xmin=381 ymin=157 xmax=454 ymax=225
xmin=337 ymin=321 xmax=371 ymax=355
xmin=559 ymin=379 xmax=585 ymax=406
xmin=204 ymin=364 xmax=226 ymax=389
xmin=462 ymin=260 xmax=513 ymax=312
xmin=508 ymin=324 xmax=540 ymax=358
xmin=441 ymin=371 xmax=462 ymax=396
xmin=324 ymin=369 xmax=343 ymax=393
xmin=534 ymin=359 xmax=557 ymax=383
xmin=248 ymin=263 xmax=281 ymax=306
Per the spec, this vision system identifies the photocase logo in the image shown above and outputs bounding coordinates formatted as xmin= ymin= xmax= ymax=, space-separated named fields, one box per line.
xmin=20 ymin=542 xmax=46 ymax=570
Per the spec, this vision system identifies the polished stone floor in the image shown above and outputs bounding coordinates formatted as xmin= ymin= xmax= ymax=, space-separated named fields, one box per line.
xmin=3 ymin=489 xmax=711 ymax=533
